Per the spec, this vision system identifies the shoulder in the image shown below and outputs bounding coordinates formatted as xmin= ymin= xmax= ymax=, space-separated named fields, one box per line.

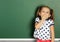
xmin=47 ymin=19 xmax=54 ymax=27
xmin=48 ymin=19 xmax=54 ymax=24
xmin=35 ymin=17 xmax=40 ymax=23
xmin=35 ymin=17 xmax=39 ymax=20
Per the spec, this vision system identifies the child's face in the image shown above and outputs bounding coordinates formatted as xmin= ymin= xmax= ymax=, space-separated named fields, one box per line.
xmin=39 ymin=7 xmax=51 ymax=18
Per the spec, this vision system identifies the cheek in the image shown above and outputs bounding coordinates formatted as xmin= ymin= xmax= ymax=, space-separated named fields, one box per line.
xmin=41 ymin=13 xmax=45 ymax=16
xmin=48 ymin=14 xmax=51 ymax=16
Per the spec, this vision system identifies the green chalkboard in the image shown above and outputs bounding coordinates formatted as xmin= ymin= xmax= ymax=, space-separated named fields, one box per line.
xmin=0 ymin=0 xmax=60 ymax=38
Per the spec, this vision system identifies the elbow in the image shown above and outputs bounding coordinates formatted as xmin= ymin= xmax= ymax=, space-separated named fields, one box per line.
xmin=35 ymin=25 xmax=37 ymax=28
xmin=35 ymin=25 xmax=39 ymax=29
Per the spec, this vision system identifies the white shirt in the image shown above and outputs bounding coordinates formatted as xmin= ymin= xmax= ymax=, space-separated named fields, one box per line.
xmin=33 ymin=17 xmax=54 ymax=40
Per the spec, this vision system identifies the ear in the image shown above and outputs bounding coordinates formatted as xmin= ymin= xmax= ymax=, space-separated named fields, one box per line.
xmin=39 ymin=12 xmax=40 ymax=14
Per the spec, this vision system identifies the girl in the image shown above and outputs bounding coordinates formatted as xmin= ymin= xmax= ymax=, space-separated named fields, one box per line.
xmin=33 ymin=5 xmax=55 ymax=42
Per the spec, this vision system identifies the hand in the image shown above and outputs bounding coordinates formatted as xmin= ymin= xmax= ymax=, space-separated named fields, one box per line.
xmin=42 ymin=14 xmax=51 ymax=20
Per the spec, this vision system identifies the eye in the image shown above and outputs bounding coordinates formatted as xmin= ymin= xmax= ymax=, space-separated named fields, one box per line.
xmin=46 ymin=12 xmax=49 ymax=13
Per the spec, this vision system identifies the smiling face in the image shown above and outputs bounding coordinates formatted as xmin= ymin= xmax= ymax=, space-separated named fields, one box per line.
xmin=39 ymin=7 xmax=51 ymax=18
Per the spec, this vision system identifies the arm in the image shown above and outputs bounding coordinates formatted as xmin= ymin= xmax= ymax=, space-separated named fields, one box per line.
xmin=35 ymin=19 xmax=45 ymax=30
xmin=50 ymin=25 xmax=55 ymax=42
xmin=35 ymin=14 xmax=51 ymax=30
xmin=33 ymin=19 xmax=45 ymax=38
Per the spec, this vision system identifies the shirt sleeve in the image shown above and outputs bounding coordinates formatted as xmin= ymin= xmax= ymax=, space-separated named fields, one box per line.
xmin=35 ymin=17 xmax=40 ymax=23
xmin=49 ymin=19 xmax=54 ymax=27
